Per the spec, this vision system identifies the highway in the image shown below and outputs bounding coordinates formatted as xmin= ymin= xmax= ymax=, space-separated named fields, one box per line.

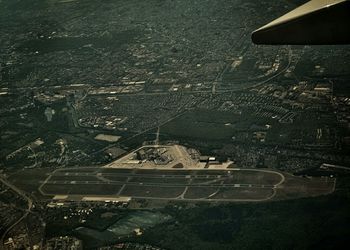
xmin=0 ymin=174 xmax=33 ymax=247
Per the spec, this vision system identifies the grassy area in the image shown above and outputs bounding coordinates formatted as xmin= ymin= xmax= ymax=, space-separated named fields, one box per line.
xmin=161 ymin=110 xmax=253 ymax=141
xmin=41 ymin=183 xmax=123 ymax=196
xmin=141 ymin=185 xmax=350 ymax=250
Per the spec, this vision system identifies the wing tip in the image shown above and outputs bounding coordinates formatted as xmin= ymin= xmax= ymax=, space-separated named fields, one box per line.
xmin=251 ymin=0 xmax=350 ymax=45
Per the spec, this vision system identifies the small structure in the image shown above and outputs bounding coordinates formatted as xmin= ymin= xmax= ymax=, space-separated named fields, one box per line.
xmin=199 ymin=156 xmax=210 ymax=162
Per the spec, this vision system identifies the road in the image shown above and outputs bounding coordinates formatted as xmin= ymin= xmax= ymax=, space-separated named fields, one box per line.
xmin=0 ymin=174 xmax=33 ymax=246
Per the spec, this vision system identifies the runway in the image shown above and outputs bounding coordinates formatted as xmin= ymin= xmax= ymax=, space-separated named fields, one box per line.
xmin=38 ymin=168 xmax=285 ymax=202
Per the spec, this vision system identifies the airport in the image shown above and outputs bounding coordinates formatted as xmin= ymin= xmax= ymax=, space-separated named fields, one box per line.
xmin=8 ymin=144 xmax=335 ymax=204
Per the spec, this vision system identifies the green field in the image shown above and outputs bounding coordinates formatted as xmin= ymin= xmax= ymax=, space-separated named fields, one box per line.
xmin=140 ymin=181 xmax=350 ymax=250
xmin=161 ymin=109 xmax=268 ymax=141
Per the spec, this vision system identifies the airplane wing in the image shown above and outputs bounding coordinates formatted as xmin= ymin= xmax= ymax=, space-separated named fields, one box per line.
xmin=252 ymin=0 xmax=350 ymax=45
